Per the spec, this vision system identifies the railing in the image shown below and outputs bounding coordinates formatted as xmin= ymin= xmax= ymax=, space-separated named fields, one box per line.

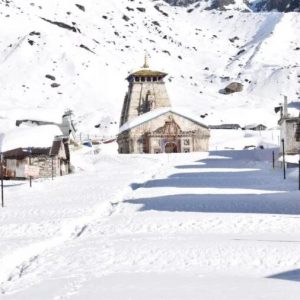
xmin=75 ymin=133 xmax=116 ymax=143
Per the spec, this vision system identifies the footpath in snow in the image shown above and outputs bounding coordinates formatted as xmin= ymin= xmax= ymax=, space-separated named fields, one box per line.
xmin=1 ymin=149 xmax=300 ymax=299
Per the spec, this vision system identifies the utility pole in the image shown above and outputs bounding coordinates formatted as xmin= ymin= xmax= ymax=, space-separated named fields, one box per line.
xmin=299 ymin=159 xmax=300 ymax=191
xmin=29 ymin=148 xmax=32 ymax=188
xmin=281 ymin=139 xmax=286 ymax=180
xmin=1 ymin=153 xmax=4 ymax=208
xmin=51 ymin=156 xmax=54 ymax=180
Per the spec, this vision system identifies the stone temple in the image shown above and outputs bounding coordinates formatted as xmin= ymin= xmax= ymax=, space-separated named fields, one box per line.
xmin=117 ymin=58 xmax=210 ymax=154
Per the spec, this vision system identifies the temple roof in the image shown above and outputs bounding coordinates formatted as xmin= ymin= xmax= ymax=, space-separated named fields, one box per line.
xmin=126 ymin=69 xmax=167 ymax=80
xmin=127 ymin=56 xmax=167 ymax=79
xmin=119 ymin=107 xmax=209 ymax=134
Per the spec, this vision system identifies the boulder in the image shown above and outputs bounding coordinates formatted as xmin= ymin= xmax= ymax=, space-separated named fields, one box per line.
xmin=222 ymin=82 xmax=243 ymax=94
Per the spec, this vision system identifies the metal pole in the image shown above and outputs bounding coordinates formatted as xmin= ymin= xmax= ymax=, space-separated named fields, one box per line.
xmin=51 ymin=156 xmax=54 ymax=180
xmin=1 ymin=153 xmax=4 ymax=208
xmin=299 ymin=160 xmax=300 ymax=191
xmin=282 ymin=139 xmax=286 ymax=180
xmin=29 ymin=148 xmax=32 ymax=187
xmin=272 ymin=150 xmax=275 ymax=169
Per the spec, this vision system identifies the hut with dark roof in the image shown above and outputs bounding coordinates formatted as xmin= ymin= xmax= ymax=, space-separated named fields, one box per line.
xmin=3 ymin=138 xmax=70 ymax=179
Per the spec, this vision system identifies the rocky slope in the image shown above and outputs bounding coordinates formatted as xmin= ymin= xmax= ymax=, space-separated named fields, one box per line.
xmin=164 ymin=0 xmax=300 ymax=12
xmin=0 ymin=0 xmax=299 ymax=137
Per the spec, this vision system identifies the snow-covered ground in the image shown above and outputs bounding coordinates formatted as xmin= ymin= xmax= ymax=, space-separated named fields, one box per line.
xmin=1 ymin=131 xmax=300 ymax=299
xmin=0 ymin=0 xmax=300 ymax=297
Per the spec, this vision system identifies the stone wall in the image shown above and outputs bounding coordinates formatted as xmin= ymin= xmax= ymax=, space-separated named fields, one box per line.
xmin=118 ymin=112 xmax=210 ymax=154
xmin=123 ymin=82 xmax=171 ymax=124
xmin=280 ymin=119 xmax=300 ymax=154
xmin=31 ymin=155 xmax=59 ymax=178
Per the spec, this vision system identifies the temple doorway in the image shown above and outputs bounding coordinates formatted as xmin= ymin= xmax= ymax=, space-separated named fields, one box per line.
xmin=165 ymin=142 xmax=178 ymax=153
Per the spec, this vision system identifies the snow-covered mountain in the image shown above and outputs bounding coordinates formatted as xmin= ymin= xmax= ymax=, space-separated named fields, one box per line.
xmin=0 ymin=0 xmax=299 ymax=137
xmin=164 ymin=0 xmax=300 ymax=12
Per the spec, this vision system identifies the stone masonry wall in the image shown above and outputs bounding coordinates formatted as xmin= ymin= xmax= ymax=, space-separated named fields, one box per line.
xmin=126 ymin=82 xmax=171 ymax=123
xmin=31 ymin=156 xmax=60 ymax=178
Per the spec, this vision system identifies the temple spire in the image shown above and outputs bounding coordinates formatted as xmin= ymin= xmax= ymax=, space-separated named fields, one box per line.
xmin=142 ymin=53 xmax=149 ymax=69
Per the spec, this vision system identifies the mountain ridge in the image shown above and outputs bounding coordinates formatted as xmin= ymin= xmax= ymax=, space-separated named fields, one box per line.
xmin=163 ymin=0 xmax=300 ymax=12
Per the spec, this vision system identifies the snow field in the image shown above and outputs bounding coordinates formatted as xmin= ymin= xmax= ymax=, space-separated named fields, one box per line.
xmin=1 ymin=143 xmax=300 ymax=298
xmin=0 ymin=153 xmax=165 ymax=292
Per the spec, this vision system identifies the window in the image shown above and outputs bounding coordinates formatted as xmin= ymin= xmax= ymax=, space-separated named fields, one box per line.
xmin=183 ymin=139 xmax=190 ymax=146
xmin=183 ymin=148 xmax=190 ymax=153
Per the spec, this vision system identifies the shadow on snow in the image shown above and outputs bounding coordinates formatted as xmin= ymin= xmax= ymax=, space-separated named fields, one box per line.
xmin=127 ymin=149 xmax=299 ymax=215
xmin=124 ymin=193 xmax=300 ymax=215
xmin=267 ymin=269 xmax=300 ymax=282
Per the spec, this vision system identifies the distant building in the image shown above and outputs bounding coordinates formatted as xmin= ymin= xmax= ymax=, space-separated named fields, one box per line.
xmin=209 ymin=124 xmax=241 ymax=130
xmin=117 ymin=57 xmax=210 ymax=154
xmin=277 ymin=96 xmax=300 ymax=155
xmin=243 ymin=124 xmax=267 ymax=131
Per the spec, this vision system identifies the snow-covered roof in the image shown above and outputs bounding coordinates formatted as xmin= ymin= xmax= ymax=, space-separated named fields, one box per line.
xmin=14 ymin=108 xmax=64 ymax=124
xmin=244 ymin=123 xmax=266 ymax=129
xmin=119 ymin=107 xmax=208 ymax=134
xmin=0 ymin=125 xmax=63 ymax=152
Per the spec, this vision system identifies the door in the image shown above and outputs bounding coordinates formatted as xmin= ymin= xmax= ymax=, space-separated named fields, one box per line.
xmin=165 ymin=142 xmax=177 ymax=153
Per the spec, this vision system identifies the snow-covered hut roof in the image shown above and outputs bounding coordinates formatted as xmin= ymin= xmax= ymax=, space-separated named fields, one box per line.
xmin=243 ymin=123 xmax=267 ymax=130
xmin=14 ymin=108 xmax=64 ymax=124
xmin=0 ymin=125 xmax=63 ymax=152
xmin=119 ymin=107 xmax=209 ymax=134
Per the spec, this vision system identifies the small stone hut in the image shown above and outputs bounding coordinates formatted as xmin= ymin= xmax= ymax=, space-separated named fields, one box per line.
xmin=3 ymin=138 xmax=70 ymax=179
xmin=0 ymin=125 xmax=70 ymax=179
xmin=277 ymin=97 xmax=300 ymax=155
